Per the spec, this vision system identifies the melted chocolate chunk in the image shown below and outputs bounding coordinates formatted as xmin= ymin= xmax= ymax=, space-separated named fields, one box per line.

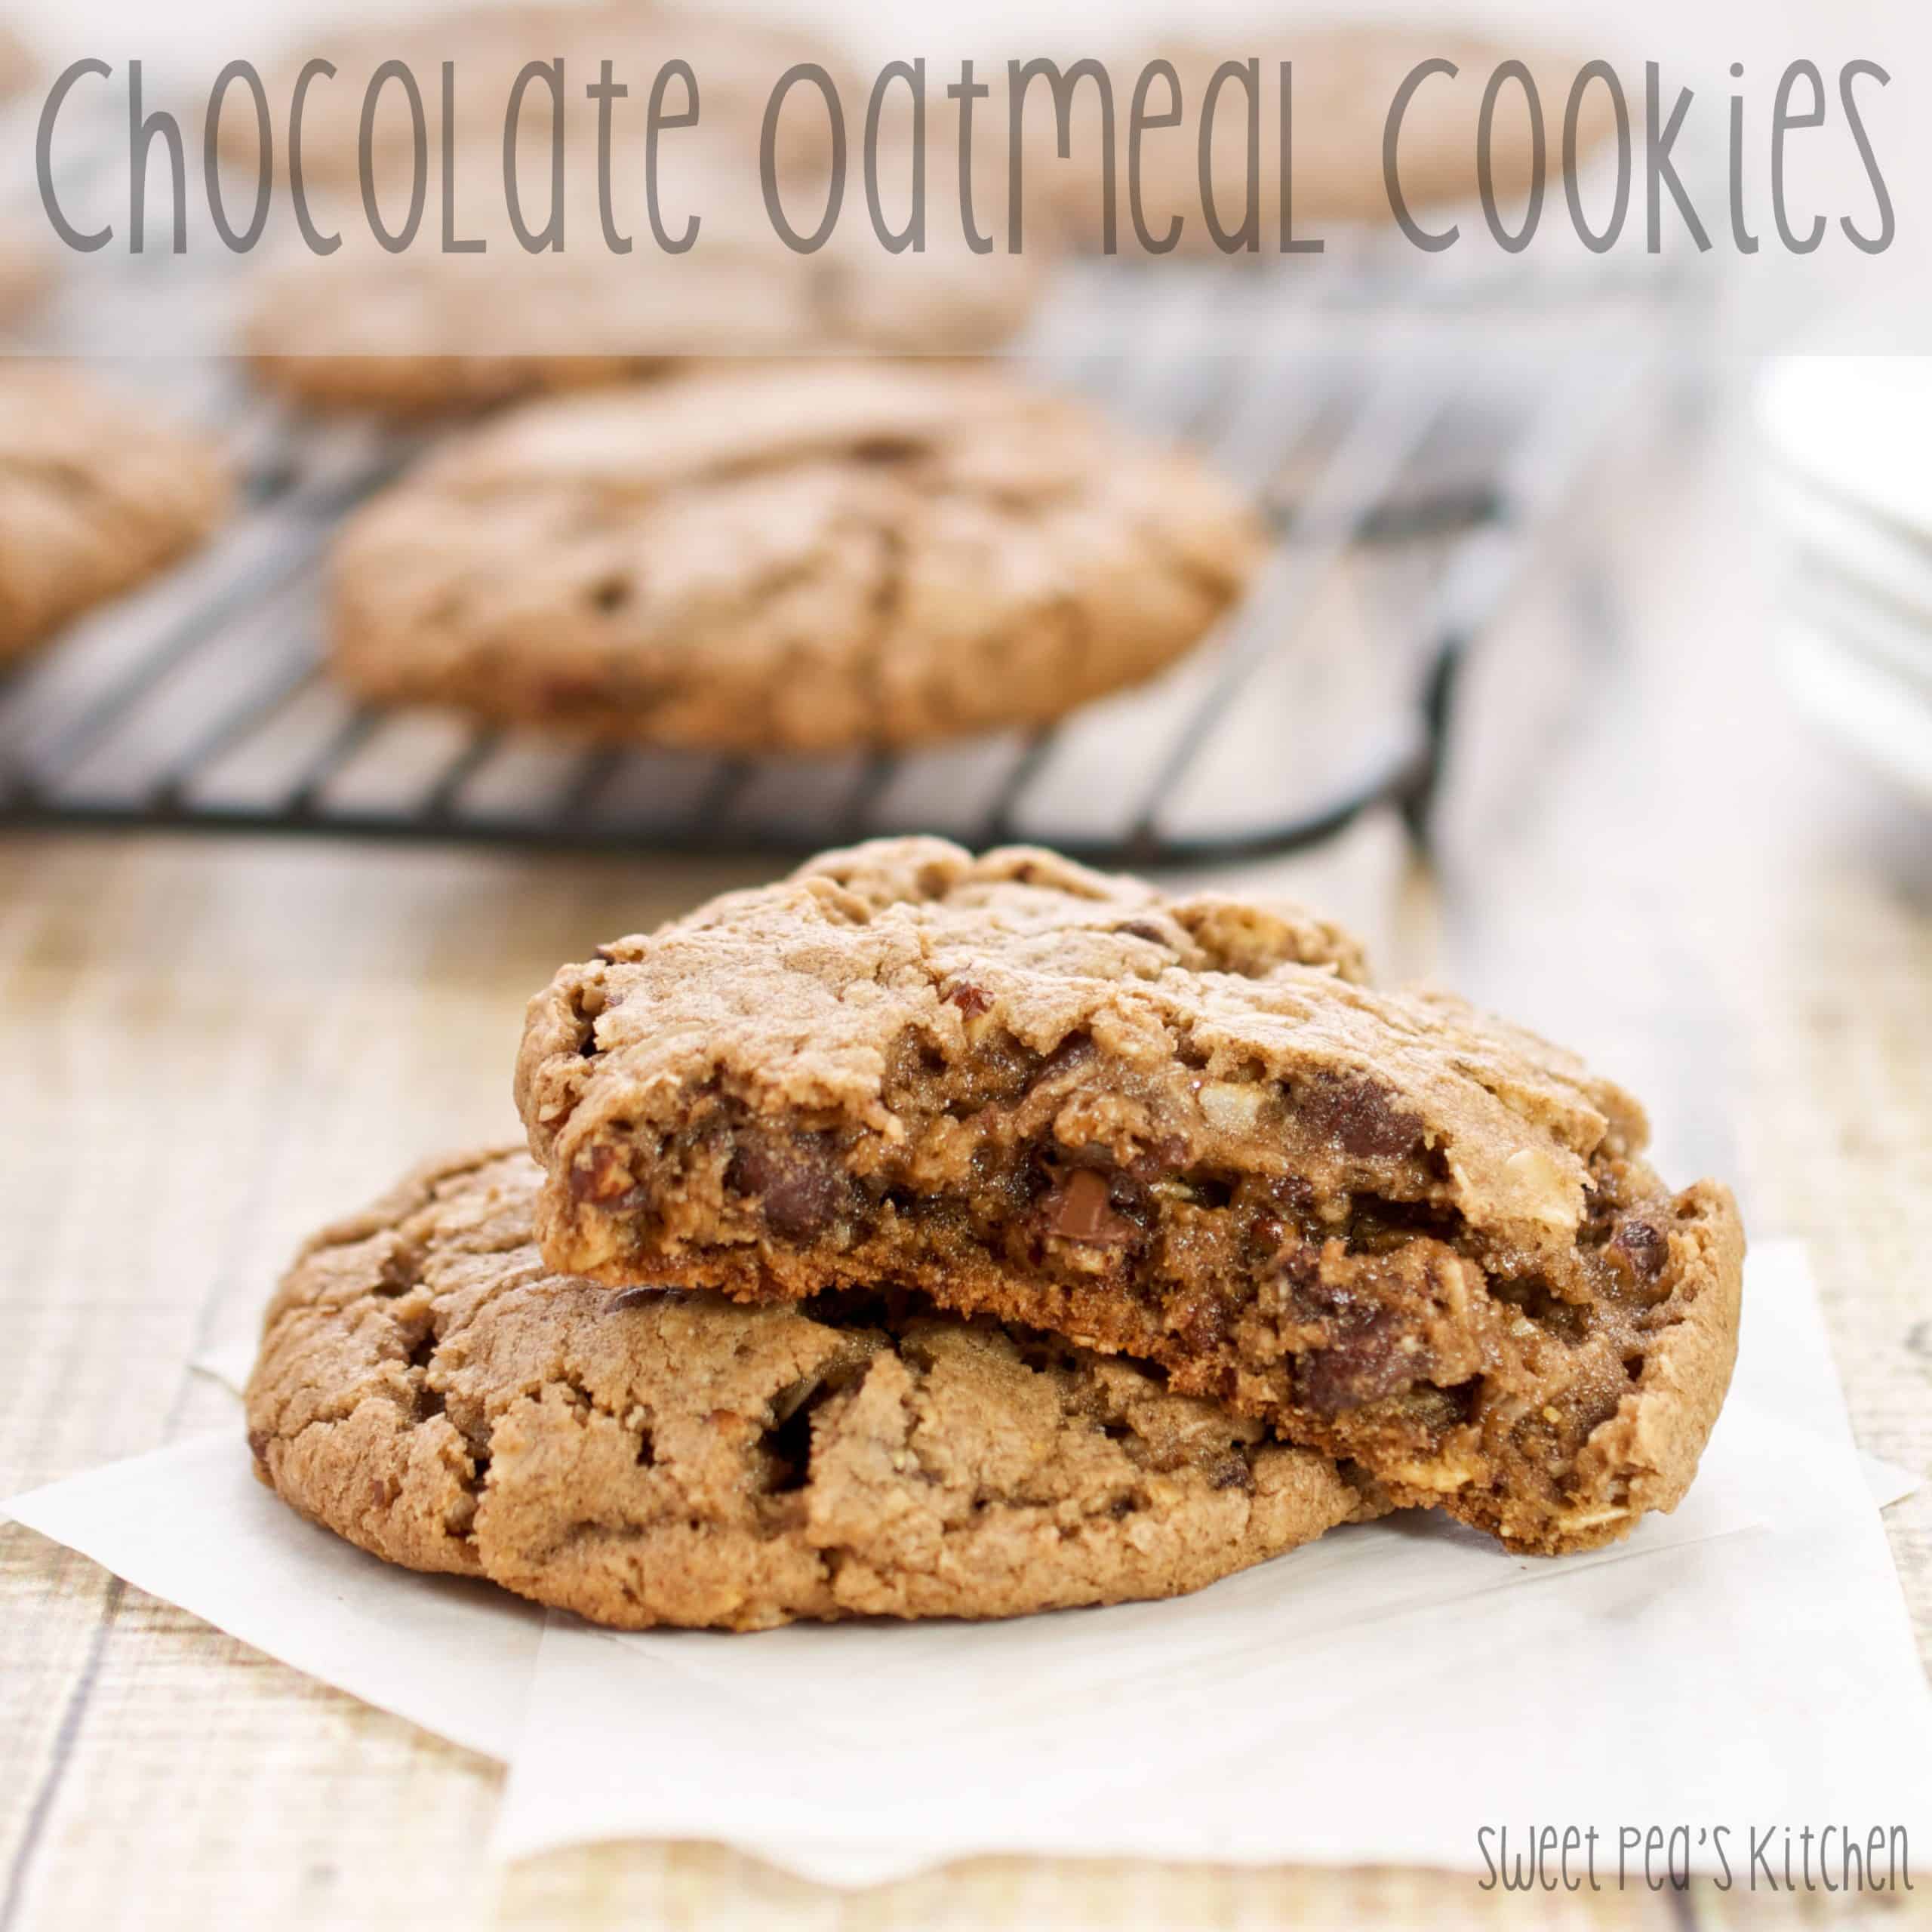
xmin=1299 ymin=1072 xmax=1426 ymax=1159
xmin=728 ymin=1130 xmax=854 ymax=1238
xmin=1041 ymin=1168 xmax=1138 ymax=1244
xmin=1293 ymin=1311 xmax=1421 ymax=1416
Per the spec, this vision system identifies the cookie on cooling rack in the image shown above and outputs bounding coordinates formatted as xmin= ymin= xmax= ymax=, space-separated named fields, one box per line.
xmin=517 ymin=835 xmax=1745 ymax=1557
xmin=0 ymin=366 xmax=229 ymax=667
xmin=245 ymin=1148 xmax=1384 ymax=1630
xmin=326 ymin=361 xmax=1264 ymax=752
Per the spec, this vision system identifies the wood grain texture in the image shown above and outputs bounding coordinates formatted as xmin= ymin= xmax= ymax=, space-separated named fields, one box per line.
xmin=1 ymin=427 xmax=1926 ymax=1930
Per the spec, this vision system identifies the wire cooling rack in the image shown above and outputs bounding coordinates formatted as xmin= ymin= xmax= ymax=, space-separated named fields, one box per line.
xmin=0 ymin=101 xmax=1697 ymax=865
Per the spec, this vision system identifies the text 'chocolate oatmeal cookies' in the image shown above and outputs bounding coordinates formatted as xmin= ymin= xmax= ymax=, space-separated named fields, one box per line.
xmin=517 ymin=838 xmax=1746 ymax=1558
xmin=245 ymin=1150 xmax=1383 ymax=1630
xmin=0 ymin=366 xmax=230 ymax=667
xmin=327 ymin=364 xmax=1265 ymax=752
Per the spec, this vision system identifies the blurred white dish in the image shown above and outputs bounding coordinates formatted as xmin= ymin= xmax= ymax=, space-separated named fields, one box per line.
xmin=1789 ymin=558 xmax=1932 ymax=703
xmin=1776 ymin=611 xmax=1932 ymax=811
xmin=1767 ymin=471 xmax=1932 ymax=653
xmin=1759 ymin=357 xmax=1932 ymax=540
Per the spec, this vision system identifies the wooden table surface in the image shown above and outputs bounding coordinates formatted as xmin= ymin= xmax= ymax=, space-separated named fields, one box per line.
xmin=1 ymin=419 xmax=1927 ymax=1930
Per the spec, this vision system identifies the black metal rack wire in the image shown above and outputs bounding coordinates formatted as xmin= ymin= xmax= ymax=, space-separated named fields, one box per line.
xmin=0 ymin=103 xmax=1695 ymax=866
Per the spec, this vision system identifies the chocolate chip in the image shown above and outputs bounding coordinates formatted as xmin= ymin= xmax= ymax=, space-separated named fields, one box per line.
xmin=1035 ymin=1031 xmax=1096 ymax=1081
xmin=1114 ymin=920 xmax=1170 ymax=945
xmin=1177 ymin=1296 xmax=1232 ymax=1352
xmin=604 ymin=1285 xmax=663 ymax=1314
xmin=1298 ymin=1072 xmax=1426 ymax=1159
xmin=1612 ymin=1217 xmax=1669 ymax=1280
xmin=1244 ymin=1213 xmax=1288 ymax=1264
xmin=1043 ymin=1168 xmax=1137 ymax=1245
xmin=1293 ymin=1312 xmax=1420 ymax=1416
xmin=1209 ymin=1454 xmax=1255 ymax=1492
xmin=728 ymin=1130 xmax=852 ymax=1239
xmin=851 ymin=435 xmax=920 ymax=464
xmin=1124 ymin=1135 xmax=1190 ymax=1183
xmin=946 ymin=983 xmax=992 ymax=1018
xmin=246 ymin=1428 xmax=271 ymax=1467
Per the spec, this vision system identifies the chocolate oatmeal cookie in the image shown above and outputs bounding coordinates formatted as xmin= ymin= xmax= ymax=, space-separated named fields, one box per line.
xmin=517 ymin=838 xmax=1745 ymax=1556
xmin=328 ymin=364 xmax=1263 ymax=752
xmin=0 ymin=366 xmax=229 ymax=667
xmin=245 ymin=1149 xmax=1381 ymax=1629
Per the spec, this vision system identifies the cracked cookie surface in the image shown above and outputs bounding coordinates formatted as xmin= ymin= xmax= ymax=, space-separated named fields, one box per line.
xmin=0 ymin=366 xmax=230 ymax=666
xmin=245 ymin=1149 xmax=1381 ymax=1629
xmin=517 ymin=837 xmax=1745 ymax=1555
xmin=327 ymin=362 xmax=1263 ymax=751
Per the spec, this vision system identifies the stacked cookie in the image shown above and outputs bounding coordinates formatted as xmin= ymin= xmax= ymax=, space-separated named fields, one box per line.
xmin=246 ymin=838 xmax=1745 ymax=1629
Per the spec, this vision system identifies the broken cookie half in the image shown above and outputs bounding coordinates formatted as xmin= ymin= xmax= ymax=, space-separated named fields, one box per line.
xmin=245 ymin=1149 xmax=1384 ymax=1629
xmin=518 ymin=837 xmax=1745 ymax=1557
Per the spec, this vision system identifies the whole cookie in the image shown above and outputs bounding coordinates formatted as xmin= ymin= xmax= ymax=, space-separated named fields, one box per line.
xmin=0 ymin=366 xmax=229 ymax=667
xmin=517 ymin=837 xmax=1746 ymax=1556
xmin=245 ymin=1150 xmax=1381 ymax=1630
xmin=328 ymin=363 xmax=1263 ymax=752
xmin=1000 ymin=30 xmax=1614 ymax=252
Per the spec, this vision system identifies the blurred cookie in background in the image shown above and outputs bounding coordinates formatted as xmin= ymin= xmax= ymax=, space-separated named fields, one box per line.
xmin=239 ymin=140 xmax=1048 ymax=418
xmin=326 ymin=361 xmax=1263 ymax=752
xmin=0 ymin=18 xmax=36 ymax=104
xmin=218 ymin=2 xmax=850 ymax=186
xmin=0 ymin=221 xmax=52 ymax=328
xmin=0 ymin=365 xmax=229 ymax=667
